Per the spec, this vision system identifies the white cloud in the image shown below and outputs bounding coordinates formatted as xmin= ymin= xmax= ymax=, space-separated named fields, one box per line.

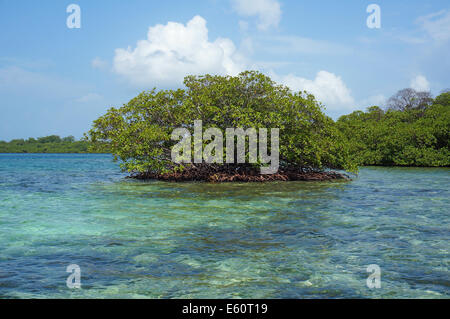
xmin=410 ymin=75 xmax=430 ymax=91
xmin=417 ymin=10 xmax=450 ymax=43
xmin=113 ymin=16 xmax=245 ymax=86
xmin=91 ymin=57 xmax=108 ymax=69
xmin=275 ymin=71 xmax=354 ymax=110
xmin=232 ymin=0 xmax=281 ymax=30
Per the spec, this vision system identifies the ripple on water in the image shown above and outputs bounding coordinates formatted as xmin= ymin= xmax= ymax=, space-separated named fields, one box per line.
xmin=0 ymin=155 xmax=449 ymax=298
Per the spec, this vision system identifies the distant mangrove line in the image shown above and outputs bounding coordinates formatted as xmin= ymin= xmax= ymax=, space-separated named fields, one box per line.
xmin=0 ymin=135 xmax=103 ymax=154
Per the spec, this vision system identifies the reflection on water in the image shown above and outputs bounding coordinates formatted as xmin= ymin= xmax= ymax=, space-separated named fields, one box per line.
xmin=0 ymin=154 xmax=448 ymax=298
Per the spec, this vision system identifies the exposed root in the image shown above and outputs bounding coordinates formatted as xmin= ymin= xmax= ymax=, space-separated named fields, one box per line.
xmin=128 ymin=164 xmax=350 ymax=182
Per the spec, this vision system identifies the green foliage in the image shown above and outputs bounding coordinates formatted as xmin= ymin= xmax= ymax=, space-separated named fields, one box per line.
xmin=0 ymin=135 xmax=98 ymax=153
xmin=86 ymin=71 xmax=357 ymax=174
xmin=336 ymin=92 xmax=450 ymax=167
xmin=434 ymin=92 xmax=450 ymax=107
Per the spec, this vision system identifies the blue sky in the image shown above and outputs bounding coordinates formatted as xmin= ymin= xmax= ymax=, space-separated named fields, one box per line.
xmin=0 ymin=0 xmax=449 ymax=141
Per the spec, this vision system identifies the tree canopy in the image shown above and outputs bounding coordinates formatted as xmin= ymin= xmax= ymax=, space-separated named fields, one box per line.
xmin=86 ymin=71 xmax=357 ymax=176
xmin=336 ymin=91 xmax=450 ymax=167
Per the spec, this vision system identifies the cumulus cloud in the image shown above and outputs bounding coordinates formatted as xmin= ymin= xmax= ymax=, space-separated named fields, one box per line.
xmin=410 ymin=75 xmax=430 ymax=91
xmin=232 ymin=0 xmax=281 ymax=30
xmin=113 ymin=16 xmax=245 ymax=86
xmin=275 ymin=71 xmax=354 ymax=110
xmin=417 ymin=10 xmax=450 ymax=43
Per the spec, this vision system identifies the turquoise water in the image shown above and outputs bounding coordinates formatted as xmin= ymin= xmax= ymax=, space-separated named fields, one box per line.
xmin=0 ymin=154 xmax=448 ymax=298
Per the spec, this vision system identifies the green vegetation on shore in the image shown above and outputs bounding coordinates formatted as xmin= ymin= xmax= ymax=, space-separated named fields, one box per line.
xmin=337 ymin=91 xmax=450 ymax=167
xmin=0 ymin=135 xmax=98 ymax=153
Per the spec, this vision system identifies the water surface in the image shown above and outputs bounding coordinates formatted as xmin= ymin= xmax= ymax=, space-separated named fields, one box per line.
xmin=0 ymin=154 xmax=448 ymax=298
